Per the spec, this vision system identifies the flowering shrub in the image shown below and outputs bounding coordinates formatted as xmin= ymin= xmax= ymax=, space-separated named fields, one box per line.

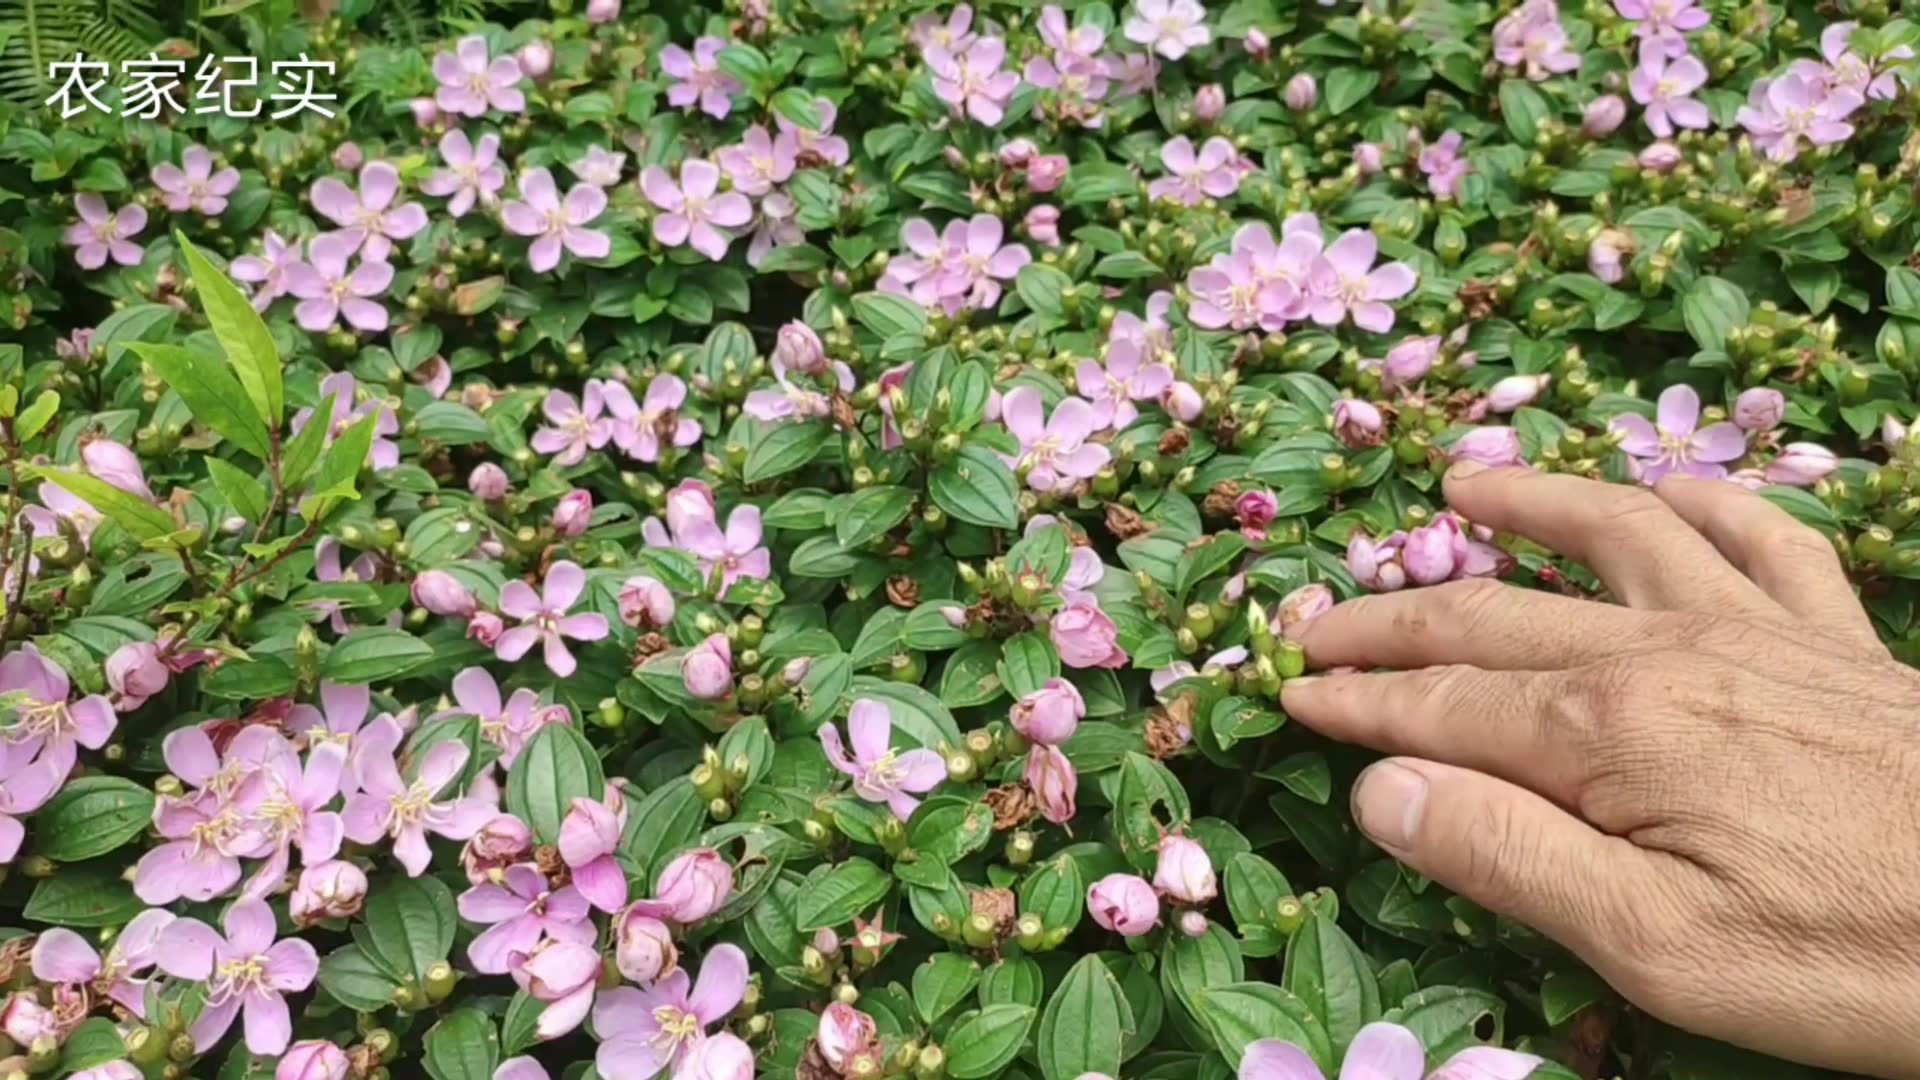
xmin=0 ymin=0 xmax=1917 ymax=1078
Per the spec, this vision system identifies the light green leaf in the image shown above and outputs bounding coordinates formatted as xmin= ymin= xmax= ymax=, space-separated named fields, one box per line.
xmin=179 ymin=232 xmax=283 ymax=426
xmin=31 ymin=467 xmax=176 ymax=541
xmin=127 ymin=342 xmax=270 ymax=459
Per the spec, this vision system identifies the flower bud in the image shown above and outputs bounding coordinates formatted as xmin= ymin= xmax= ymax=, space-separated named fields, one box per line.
xmin=1346 ymin=533 xmax=1407 ymax=592
xmin=1764 ymin=443 xmax=1839 ymax=487
xmin=1178 ymin=910 xmax=1210 ymax=938
xmin=1638 ymin=141 xmax=1684 ymax=174
xmin=998 ymin=138 xmax=1037 ymax=168
xmin=1581 ymin=94 xmax=1626 ymax=137
xmin=1194 ymin=84 xmax=1226 ymax=122
xmin=1353 ymin=142 xmax=1384 ymax=177
xmin=467 ymin=611 xmax=505 ymax=647
xmin=290 ymin=859 xmax=368 ymax=925
xmin=518 ymin=40 xmax=554 ymax=79
xmin=1028 ymin=155 xmax=1069 ymax=194
xmin=1086 ymin=873 xmax=1159 ymax=937
xmin=1009 ymin=678 xmax=1084 ymax=745
xmin=1733 ymin=387 xmax=1785 ymax=432
xmin=1025 ymin=744 xmax=1078 ymax=824
xmin=773 ymin=321 xmax=827 ymax=376
xmin=106 ymin=641 xmax=168 ymax=708
xmin=330 ymin=142 xmax=364 ymax=172
xmin=1233 ymin=490 xmax=1279 ymax=537
xmin=1025 ymin=204 xmax=1061 ymax=247
xmin=647 ymin=847 xmax=733 ymax=923
xmin=1402 ymin=521 xmax=1460 ymax=586
xmin=1882 ymin=415 xmax=1908 ymax=448
xmin=277 ymin=1039 xmax=350 ymax=1080
xmin=1333 ymin=398 xmax=1384 ymax=447
xmin=615 ymin=911 xmax=678 ymax=983
xmin=586 ymin=0 xmax=621 ymax=23
xmin=409 ymin=98 xmax=439 ymax=126
xmin=1382 ymin=336 xmax=1440 ymax=387
xmin=1244 ymin=27 xmax=1270 ymax=56
xmin=1273 ymin=583 xmax=1333 ymax=638
xmin=1486 ymin=374 xmax=1549 ymax=413
xmin=1283 ymin=73 xmax=1317 ymax=112
xmin=1449 ymin=426 xmax=1525 ymax=468
xmin=1152 ymin=834 xmax=1217 ymax=904
xmin=1588 ymin=228 xmax=1633 ymax=284
xmin=552 ymin=490 xmax=593 ymax=538
xmin=469 ymin=463 xmax=510 ymax=500
xmin=1163 ymin=381 xmax=1203 ymax=422
xmin=462 ymin=813 xmax=534 ymax=885
xmin=82 ymin=438 xmax=152 ymax=499
xmin=818 ymin=1003 xmax=879 ymax=1071
xmin=781 ymin=656 xmax=813 ymax=686
xmin=618 ymin=575 xmax=675 ymax=629
xmin=411 ymin=570 xmax=477 ymax=618
xmin=682 ymin=633 xmax=734 ymax=700
xmin=0 ymin=994 xmax=55 ymax=1046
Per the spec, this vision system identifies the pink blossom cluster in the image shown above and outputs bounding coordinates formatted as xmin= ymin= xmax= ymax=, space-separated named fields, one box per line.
xmin=877 ymin=215 xmax=1033 ymax=314
xmin=1184 ymin=214 xmax=1418 ymax=335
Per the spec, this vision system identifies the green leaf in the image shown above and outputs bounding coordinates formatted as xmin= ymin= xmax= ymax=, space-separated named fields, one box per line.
xmin=1016 ymin=264 xmax=1073 ymax=318
xmin=1540 ymin=968 xmax=1609 ymax=1026
xmin=322 ymin=627 xmax=434 ymax=684
xmin=501 ymin=993 xmax=547 ymax=1056
xmin=1196 ymin=981 xmax=1333 ymax=1074
xmin=836 ymin=485 xmax=917 ymax=549
xmin=852 ymin=292 xmax=929 ymax=339
xmin=945 ymin=1005 xmax=1038 ymax=1078
xmin=914 ymin=953 xmax=983 ymax=1024
xmin=17 ymin=390 xmax=59 ymax=441
xmin=1325 ymin=68 xmax=1380 ymax=116
xmin=998 ymin=633 xmax=1060 ymax=699
xmin=34 ymin=776 xmax=155 ymax=861
xmin=179 ymin=233 xmax=282 ymax=426
xmin=621 ymin=778 xmax=706 ymax=882
xmin=931 ymin=445 xmax=1020 ymax=530
xmin=1017 ymin=852 xmax=1084 ymax=935
xmin=127 ymin=343 xmax=271 ymax=459
xmin=59 ymin=1017 xmax=126 ymax=1072
xmin=1283 ymin=911 xmax=1382 ymax=1055
xmin=32 ymin=467 xmax=178 ymax=542
xmin=1498 ymin=79 xmax=1552 ymax=142
xmin=908 ymin=798 xmax=994 ymax=864
xmin=1038 ymin=953 xmax=1135 ymax=1080
xmin=770 ymin=87 xmax=823 ymax=130
xmin=1390 ymin=986 xmax=1507 ymax=1058
xmin=310 ymin=411 xmax=379 ymax=502
xmin=745 ymin=422 xmax=829 ymax=484
xmin=280 ymin=391 xmax=336 ymax=490
xmin=201 ymin=656 xmax=297 ymax=700
xmin=794 ymin=857 xmax=892 ymax=930
xmin=206 ymin=458 xmax=269 ymax=522
xmin=317 ymin=944 xmax=402 ymax=1012
xmin=716 ymin=715 xmax=775 ymax=790
xmin=507 ymin=724 xmax=608 ymax=845
xmin=362 ymin=874 xmax=458 ymax=987
xmin=23 ymin=862 xmax=145 ymax=926
xmin=847 ymin=678 xmax=964 ymax=750
xmin=424 ymin=1008 xmax=500 ymax=1080
xmin=1681 ymin=276 xmax=1751 ymax=351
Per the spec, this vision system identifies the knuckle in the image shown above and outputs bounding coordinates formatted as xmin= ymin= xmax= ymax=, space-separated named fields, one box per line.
xmin=1600 ymin=488 xmax=1675 ymax=540
xmin=1759 ymin=522 xmax=1838 ymax=569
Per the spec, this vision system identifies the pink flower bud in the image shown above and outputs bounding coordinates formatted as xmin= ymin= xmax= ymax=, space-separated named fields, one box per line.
xmin=1244 ymin=28 xmax=1270 ymax=56
xmin=1353 ymin=142 xmax=1385 ymax=177
xmin=1346 ymin=532 xmax=1407 ymax=592
xmin=1588 ymin=228 xmax=1632 ymax=284
xmin=462 ymin=814 xmax=534 ymax=885
xmin=1178 ymin=910 xmax=1210 ymax=938
xmin=1087 ymin=873 xmax=1159 ymax=937
xmin=1638 ymin=141 xmax=1684 ymax=174
xmin=469 ymin=462 xmax=510 ymax=499
xmin=411 ymin=570 xmax=478 ymax=618
xmin=289 ymin=859 xmax=368 ymax=925
xmin=773 ymin=321 xmax=827 ymax=377
xmin=1193 ymin=84 xmax=1226 ymax=122
xmin=1233 ymin=490 xmax=1279 ymax=536
xmin=817 ymin=1003 xmax=878 ymax=1071
xmin=410 ymin=98 xmax=439 ymax=126
xmin=618 ymin=575 xmax=675 ymax=629
xmin=1764 ymin=443 xmax=1839 ymax=487
xmin=1026 ymin=744 xmax=1078 ymax=824
xmin=1153 ymin=834 xmax=1217 ymax=904
xmin=682 ymin=633 xmax=734 ymax=700
xmin=1402 ymin=520 xmax=1460 ymax=585
xmin=519 ymin=40 xmax=554 ymax=79
xmin=1450 ymin=425 xmax=1525 ymax=468
xmin=1733 ymin=387 xmax=1786 ymax=432
xmin=1382 ymin=336 xmax=1441 ymax=388
xmin=782 ymin=656 xmax=813 ymax=685
xmin=1025 ymin=204 xmax=1062 ymax=247
xmin=1487 ymin=374 xmax=1549 ymax=413
xmin=467 ymin=611 xmax=505 ymax=647
xmin=812 ymin=928 xmax=841 ymax=955
xmin=998 ymin=138 xmax=1038 ymax=167
xmin=1274 ymin=583 xmax=1333 ymax=638
xmin=1883 ymin=415 xmax=1909 ymax=447
xmin=1011 ymin=678 xmax=1085 ymax=745
xmin=1220 ymin=571 xmax=1248 ymax=605
xmin=1284 ymin=73 xmax=1318 ymax=112
xmin=650 ymin=847 xmax=734 ymax=924
xmin=1333 ymin=398 xmax=1385 ymax=448
xmin=1050 ymin=596 xmax=1127 ymax=670
xmin=516 ymin=939 xmax=601 ymax=1004
xmin=615 ymin=911 xmax=677 ymax=983
xmin=586 ymin=0 xmax=621 ymax=23
xmin=552 ymin=490 xmax=593 ymax=537
xmin=1028 ymin=154 xmax=1070 ymax=193
xmin=1582 ymin=94 xmax=1626 ymax=137
xmin=105 ymin=641 xmax=168 ymax=708
xmin=1163 ymin=381 xmax=1204 ymax=422
xmin=81 ymin=439 xmax=152 ymax=500
xmin=0 ymin=994 xmax=56 ymax=1047
xmin=330 ymin=142 xmax=364 ymax=172
xmin=278 ymin=1040 xmax=350 ymax=1080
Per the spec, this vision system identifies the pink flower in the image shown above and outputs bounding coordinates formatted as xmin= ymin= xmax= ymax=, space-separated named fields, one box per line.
xmin=292 ymin=372 xmax=400 ymax=472
xmin=1613 ymin=0 xmax=1709 ymax=58
xmin=1026 ymin=204 xmax=1062 ymax=246
xmin=928 ymin=37 xmax=1021 ymax=125
xmin=1638 ymin=140 xmax=1685 ymax=172
xmin=716 ymin=126 xmax=796 ymax=196
xmin=461 ymin=814 xmax=533 ymax=886
xmin=1417 ymin=131 xmax=1471 ymax=201
xmin=278 ymin=1040 xmax=350 ymax=1080
xmin=309 ymin=161 xmax=428 ymax=261
xmin=1736 ymin=73 xmax=1861 ymax=163
xmin=31 ymin=908 xmax=171 ymax=1018
xmin=1186 ymin=222 xmax=1316 ymax=332
xmin=1235 ymin=489 xmax=1279 ymax=538
xmin=615 ymin=912 xmax=677 ymax=983
xmin=592 ymin=945 xmax=750 ymax=1080
xmin=420 ymin=130 xmax=506 ymax=218
xmin=1347 ymin=532 xmax=1408 ymax=592
xmin=1026 ymin=743 xmax=1078 ymax=824
xmin=230 ymin=231 xmax=300 ymax=310
xmin=503 ymin=167 xmax=611 ymax=272
xmin=433 ymin=35 xmax=526 ymax=117
xmin=1154 ymin=834 xmax=1217 ymax=903
xmin=682 ymin=633 xmax=734 ymax=700
xmin=773 ymin=321 xmax=827 ymax=377
xmin=155 ymin=899 xmax=318 ymax=1055
xmin=819 ymin=699 xmax=947 ymax=819
xmin=661 ymin=38 xmax=742 ymax=118
xmin=1275 ymin=584 xmax=1334 ymax=638
xmin=676 ymin=503 xmax=772 ymax=591
xmin=513 ymin=939 xmax=602 ymax=1038
xmin=1076 ymin=340 xmax=1174 ymax=431
xmin=679 ymin=1033 xmax=756 ymax=1080
xmin=1002 ymin=387 xmax=1111 ymax=491
xmin=619 ymin=575 xmax=675 ymax=629
xmin=448 ymin=667 xmax=562 ymax=768
xmin=818 ymin=1003 xmax=879 ymax=1072
xmin=941 ymin=214 xmax=1031 ymax=311
xmin=1764 ymin=442 xmax=1839 ymax=487
xmin=1450 ymin=426 xmax=1525 ymax=468
xmin=641 ymin=160 xmax=753 ymax=261
xmin=1610 ymin=384 xmax=1747 ymax=483
xmin=1011 ymin=678 xmax=1085 ymax=745
xmin=412 ymin=570 xmax=477 ymax=618
xmin=911 ymin=6 xmax=977 ymax=53
xmin=531 ymin=384 xmax=612 ymax=466
xmin=1733 ymin=387 xmax=1786 ymax=432
xmin=607 ymin=375 xmax=702 ymax=462
xmin=153 ymin=144 xmax=239 ymax=215
xmin=1492 ymin=0 xmax=1581 ymax=80
xmin=458 ymin=864 xmax=596 ymax=974
xmin=104 ymin=641 xmax=167 ymax=711
xmin=1815 ymin=21 xmax=1910 ymax=101
xmin=775 ymin=97 xmax=852 ymax=166
xmin=63 ymin=194 xmax=146 ymax=269
xmin=287 ymin=233 xmax=392 ymax=334
xmin=553 ymin=490 xmax=593 ymax=537
xmin=289 ymin=859 xmax=367 ymax=925
xmin=1087 ymin=873 xmax=1159 ymax=936
xmin=587 ymin=0 xmax=620 ymax=23
xmin=1629 ymin=44 xmax=1710 ymax=138
xmin=240 ymin=735 xmax=350 ymax=901
xmin=1051 ymin=594 xmax=1127 ymax=669
xmin=342 ymin=716 xmax=498 ymax=875
xmin=878 ymin=218 xmax=963 ymax=310
xmin=1028 ymin=154 xmax=1070 ymax=192
xmin=1334 ymin=398 xmax=1385 ymax=447
xmin=0 ymin=644 xmax=114 ymax=781
xmin=1124 ymin=0 xmax=1211 ymax=60
xmin=572 ymin=145 xmax=627 ymax=188
xmin=629 ymin=847 xmax=734 ymax=924
xmin=1195 ymin=82 xmax=1226 ymax=119
xmin=496 ymin=561 xmax=612 ymax=678
xmin=1148 ymin=136 xmax=1240 ymax=205
xmin=1239 ymin=1020 xmax=1540 ymax=1080
xmin=1307 ymin=231 xmax=1418 ymax=333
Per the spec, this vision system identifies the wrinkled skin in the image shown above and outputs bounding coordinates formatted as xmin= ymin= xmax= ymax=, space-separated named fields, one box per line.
xmin=1283 ymin=463 xmax=1920 ymax=1080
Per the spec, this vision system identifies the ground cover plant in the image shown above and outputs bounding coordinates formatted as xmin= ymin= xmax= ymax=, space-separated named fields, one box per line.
xmin=0 ymin=0 xmax=1917 ymax=1077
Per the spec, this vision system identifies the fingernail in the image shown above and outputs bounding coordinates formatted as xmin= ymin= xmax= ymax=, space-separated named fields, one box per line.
xmin=1446 ymin=460 xmax=1488 ymax=481
xmin=1353 ymin=761 xmax=1428 ymax=850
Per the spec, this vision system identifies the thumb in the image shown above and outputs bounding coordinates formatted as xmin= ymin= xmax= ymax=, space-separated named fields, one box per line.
xmin=1351 ymin=757 xmax=1645 ymax=957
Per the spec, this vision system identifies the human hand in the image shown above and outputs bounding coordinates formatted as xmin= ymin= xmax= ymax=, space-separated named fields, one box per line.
xmin=1280 ymin=463 xmax=1920 ymax=1080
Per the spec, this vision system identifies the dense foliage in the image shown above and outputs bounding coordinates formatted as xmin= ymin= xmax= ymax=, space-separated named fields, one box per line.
xmin=1 ymin=0 xmax=1918 ymax=1078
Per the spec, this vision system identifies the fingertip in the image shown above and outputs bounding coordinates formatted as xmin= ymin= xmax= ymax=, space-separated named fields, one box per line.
xmin=1351 ymin=758 xmax=1429 ymax=852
